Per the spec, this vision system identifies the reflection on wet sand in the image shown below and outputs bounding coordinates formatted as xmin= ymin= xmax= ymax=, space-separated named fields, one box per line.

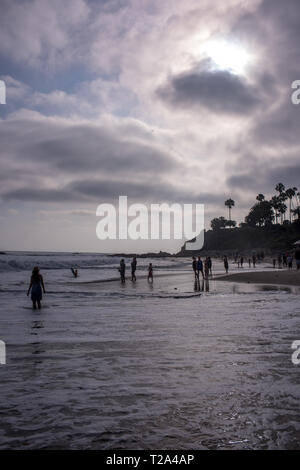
xmin=194 ymin=278 xmax=209 ymax=292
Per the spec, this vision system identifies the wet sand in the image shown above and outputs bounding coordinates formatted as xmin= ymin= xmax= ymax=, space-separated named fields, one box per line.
xmin=214 ymin=269 xmax=300 ymax=287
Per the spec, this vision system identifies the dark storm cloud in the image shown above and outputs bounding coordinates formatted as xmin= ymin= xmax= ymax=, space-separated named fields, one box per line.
xmin=227 ymin=163 xmax=300 ymax=194
xmin=254 ymin=100 xmax=300 ymax=145
xmin=2 ymin=176 xmax=225 ymax=205
xmin=69 ymin=178 xmax=225 ymax=204
xmin=0 ymin=118 xmax=177 ymax=175
xmin=0 ymin=115 xmax=197 ymax=207
xmin=270 ymin=164 xmax=300 ymax=186
xmin=157 ymin=66 xmax=261 ymax=115
xmin=0 ymin=113 xmax=226 ymax=205
xmin=22 ymin=127 xmax=175 ymax=174
xmin=2 ymin=187 xmax=77 ymax=202
xmin=90 ymin=0 xmax=128 ymax=14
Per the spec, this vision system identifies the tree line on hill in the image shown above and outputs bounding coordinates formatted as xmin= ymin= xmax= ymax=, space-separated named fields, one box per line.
xmin=211 ymin=183 xmax=300 ymax=230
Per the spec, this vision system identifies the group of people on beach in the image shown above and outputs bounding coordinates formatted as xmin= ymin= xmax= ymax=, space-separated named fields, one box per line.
xmin=235 ymin=254 xmax=257 ymax=268
xmin=192 ymin=256 xmax=213 ymax=279
xmin=273 ymin=252 xmax=299 ymax=270
xmin=229 ymin=248 xmax=300 ymax=271
xmin=234 ymin=251 xmax=264 ymax=264
xmin=119 ymin=257 xmax=153 ymax=283
xmin=26 ymin=247 xmax=300 ymax=309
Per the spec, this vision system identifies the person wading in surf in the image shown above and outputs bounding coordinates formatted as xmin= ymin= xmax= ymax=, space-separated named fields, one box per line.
xmin=27 ymin=266 xmax=46 ymax=310
xmin=119 ymin=259 xmax=126 ymax=283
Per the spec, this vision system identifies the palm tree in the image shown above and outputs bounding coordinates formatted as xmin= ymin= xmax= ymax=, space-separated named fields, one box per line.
xmin=292 ymin=206 xmax=300 ymax=220
xmin=275 ymin=183 xmax=287 ymax=223
xmin=225 ymin=198 xmax=235 ymax=222
xmin=280 ymin=194 xmax=288 ymax=223
xmin=286 ymin=187 xmax=297 ymax=222
xmin=275 ymin=182 xmax=285 ymax=194
xmin=271 ymin=195 xmax=280 ymax=224
xmin=278 ymin=201 xmax=287 ymax=223
xmin=245 ymin=200 xmax=274 ymax=227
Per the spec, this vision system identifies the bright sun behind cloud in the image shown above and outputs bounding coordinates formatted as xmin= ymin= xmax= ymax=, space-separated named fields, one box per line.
xmin=203 ymin=40 xmax=252 ymax=75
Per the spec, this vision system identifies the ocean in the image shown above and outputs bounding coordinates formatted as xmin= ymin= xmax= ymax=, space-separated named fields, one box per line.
xmin=0 ymin=251 xmax=299 ymax=449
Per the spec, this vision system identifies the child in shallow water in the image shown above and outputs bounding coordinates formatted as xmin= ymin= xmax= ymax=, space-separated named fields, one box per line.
xmin=27 ymin=266 xmax=46 ymax=310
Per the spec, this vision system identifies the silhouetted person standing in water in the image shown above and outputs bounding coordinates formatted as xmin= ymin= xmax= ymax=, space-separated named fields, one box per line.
xmin=148 ymin=263 xmax=153 ymax=282
xmin=192 ymin=257 xmax=197 ymax=279
xmin=207 ymin=257 xmax=212 ymax=277
xmin=27 ymin=266 xmax=46 ymax=310
xmin=197 ymin=256 xmax=204 ymax=279
xmin=131 ymin=257 xmax=137 ymax=281
xmin=224 ymin=255 xmax=229 ymax=274
xmin=119 ymin=259 xmax=126 ymax=283
xmin=204 ymin=257 xmax=209 ymax=279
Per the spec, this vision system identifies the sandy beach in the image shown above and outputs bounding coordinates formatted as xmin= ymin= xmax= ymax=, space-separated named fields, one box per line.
xmin=214 ymin=269 xmax=300 ymax=287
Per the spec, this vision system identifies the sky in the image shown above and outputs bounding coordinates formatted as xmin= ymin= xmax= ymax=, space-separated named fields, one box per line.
xmin=0 ymin=0 xmax=299 ymax=253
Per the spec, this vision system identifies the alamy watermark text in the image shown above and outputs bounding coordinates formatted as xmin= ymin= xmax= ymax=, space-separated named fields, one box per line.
xmin=96 ymin=196 xmax=204 ymax=250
